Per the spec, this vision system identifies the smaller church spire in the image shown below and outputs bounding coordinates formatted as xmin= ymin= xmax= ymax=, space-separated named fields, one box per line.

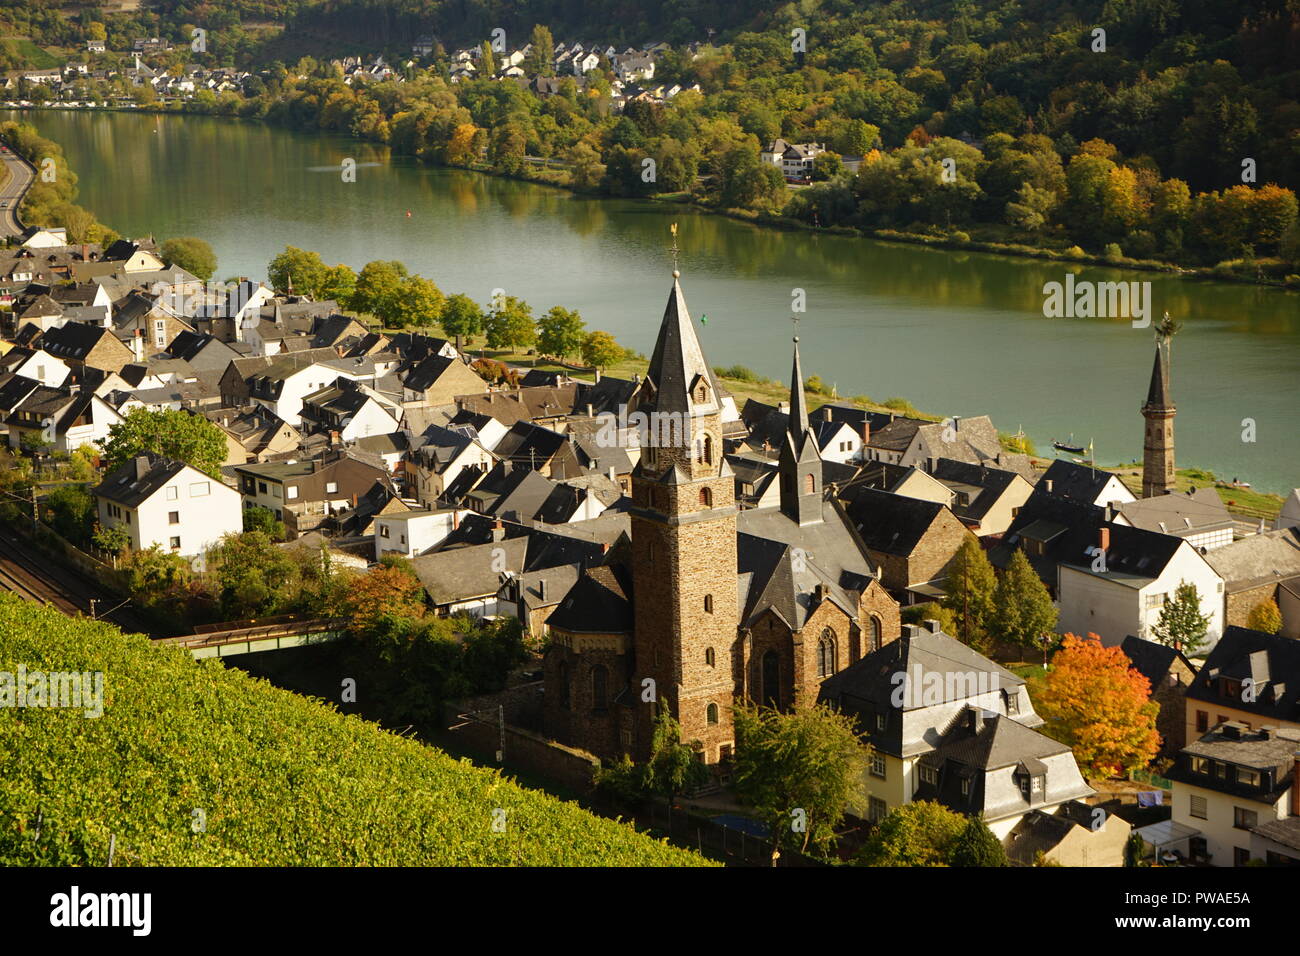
xmin=789 ymin=333 xmax=810 ymax=445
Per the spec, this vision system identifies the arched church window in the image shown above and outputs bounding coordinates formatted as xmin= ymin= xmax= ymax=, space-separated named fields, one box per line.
xmin=706 ymin=702 xmax=719 ymax=725
xmin=699 ymin=487 xmax=712 ymax=507
xmin=704 ymin=594 xmax=714 ymax=614
xmin=817 ymin=629 xmax=837 ymax=678
xmin=804 ymin=473 xmax=815 ymax=494
xmin=705 ymin=647 xmax=715 ymax=667
xmin=871 ymin=616 xmax=883 ymax=652
xmin=703 ymin=434 xmax=713 ymax=464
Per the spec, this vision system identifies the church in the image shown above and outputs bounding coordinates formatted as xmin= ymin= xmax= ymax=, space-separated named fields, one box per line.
xmin=543 ymin=271 xmax=901 ymax=767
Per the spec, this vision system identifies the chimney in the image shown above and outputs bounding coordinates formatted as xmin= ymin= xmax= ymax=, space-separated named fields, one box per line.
xmin=492 ymin=518 xmax=506 ymax=542
xmin=538 ymin=579 xmax=547 ymax=601
xmin=594 ymin=368 xmax=601 ymax=383
xmin=586 ymin=403 xmax=594 ymax=418
xmin=822 ymin=406 xmax=833 ymax=422
xmin=1045 ymin=479 xmax=1053 ymax=494
xmin=924 ymin=618 xmax=942 ymax=634
xmin=965 ymin=707 xmax=981 ymax=733
xmin=1098 ymin=526 xmax=1110 ymax=553
xmin=952 ymin=415 xmax=961 ymax=432
xmin=134 ymin=455 xmax=150 ymax=480
xmin=861 ymin=419 xmax=870 ymax=445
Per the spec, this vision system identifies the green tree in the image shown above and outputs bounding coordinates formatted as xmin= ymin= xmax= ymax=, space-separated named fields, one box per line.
xmin=349 ymin=260 xmax=409 ymax=325
xmin=102 ymin=408 xmax=227 ymax=479
xmin=242 ymin=506 xmax=285 ymax=541
xmin=525 ymin=25 xmax=555 ymax=76
xmin=580 ymin=330 xmax=623 ymax=370
xmin=536 ymin=306 xmax=586 ymax=360
xmin=159 ymin=237 xmax=217 ymax=281
xmin=733 ymin=702 xmax=868 ymax=863
xmin=92 ymin=522 xmax=130 ymax=563
xmin=1246 ymin=598 xmax=1283 ymax=635
xmin=943 ymin=536 xmax=998 ymax=652
xmin=994 ymin=549 xmax=1059 ymax=653
xmin=948 ymin=815 xmax=1008 ymax=866
xmin=210 ymin=530 xmax=299 ymax=619
xmin=483 ymin=295 xmax=536 ymax=352
xmin=267 ymin=246 xmax=328 ymax=296
xmin=858 ymin=801 xmax=968 ymax=866
xmin=125 ymin=545 xmax=191 ymax=607
xmin=439 ymin=293 xmax=484 ymax=350
xmin=392 ymin=274 xmax=445 ymax=330
xmin=1152 ymin=581 xmax=1211 ymax=655
xmin=44 ymin=484 xmax=94 ymax=544
xmin=318 ymin=264 xmax=357 ymax=304
xmin=1124 ymin=830 xmax=1148 ymax=867
xmin=641 ymin=706 xmax=709 ymax=809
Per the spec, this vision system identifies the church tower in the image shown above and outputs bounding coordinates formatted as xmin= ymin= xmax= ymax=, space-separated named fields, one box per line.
xmin=1141 ymin=334 xmax=1176 ymax=498
xmin=778 ymin=335 xmax=824 ymax=525
xmin=629 ymin=271 xmax=739 ymax=765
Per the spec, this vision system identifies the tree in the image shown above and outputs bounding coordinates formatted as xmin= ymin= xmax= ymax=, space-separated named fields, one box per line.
xmin=44 ymin=485 xmax=93 ymax=545
xmin=1246 ymin=598 xmax=1283 ymax=635
xmin=101 ymin=408 xmax=227 ymax=479
xmin=439 ymin=293 xmax=484 ymax=350
xmin=733 ymin=702 xmax=868 ymax=863
xmin=536 ymin=306 xmax=586 ymax=360
xmin=641 ymin=706 xmax=709 ymax=808
xmin=349 ymin=260 xmax=409 ymax=325
xmin=159 ymin=237 xmax=217 ymax=281
xmin=125 ymin=545 xmax=191 ymax=607
xmin=391 ymin=274 xmax=444 ymax=330
xmin=210 ymin=531 xmax=299 ymax=619
xmin=1151 ymin=581 xmax=1211 ymax=656
xmin=267 ymin=246 xmax=328 ymax=296
xmin=92 ymin=522 xmax=130 ymax=564
xmin=564 ymin=141 xmax=606 ymax=191
xmin=943 ymin=537 xmax=997 ymax=651
xmin=242 ymin=506 xmax=285 ymax=541
xmin=525 ymin=25 xmax=555 ymax=76
xmin=1124 ymin=830 xmax=1148 ymax=867
xmin=318 ymin=264 xmax=356 ymax=304
xmin=1036 ymin=633 xmax=1160 ymax=777
xmin=858 ymin=801 xmax=967 ymax=866
xmin=948 ymin=815 xmax=1008 ymax=866
xmin=483 ymin=295 xmax=535 ymax=352
xmin=580 ymin=330 xmax=623 ymax=370
xmin=993 ymin=549 xmax=1059 ymax=654
xmin=343 ymin=564 xmax=426 ymax=636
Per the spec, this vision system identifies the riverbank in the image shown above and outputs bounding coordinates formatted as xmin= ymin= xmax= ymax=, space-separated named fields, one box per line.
xmin=10 ymin=103 xmax=1299 ymax=292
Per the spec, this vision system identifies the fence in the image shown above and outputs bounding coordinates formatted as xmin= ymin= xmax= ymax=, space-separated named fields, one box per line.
xmin=629 ymin=801 xmax=820 ymax=867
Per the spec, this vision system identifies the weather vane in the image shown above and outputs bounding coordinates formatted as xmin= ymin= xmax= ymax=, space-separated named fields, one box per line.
xmin=792 ymin=313 xmax=800 ymax=341
xmin=669 ymin=222 xmax=680 ymax=275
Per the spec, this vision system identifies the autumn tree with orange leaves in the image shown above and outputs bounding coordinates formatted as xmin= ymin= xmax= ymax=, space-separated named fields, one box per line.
xmin=344 ymin=563 xmax=426 ymax=636
xmin=1037 ymin=633 xmax=1159 ymax=778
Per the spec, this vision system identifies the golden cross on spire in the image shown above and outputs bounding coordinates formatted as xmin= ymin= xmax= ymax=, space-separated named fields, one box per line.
xmin=669 ymin=222 xmax=680 ymax=276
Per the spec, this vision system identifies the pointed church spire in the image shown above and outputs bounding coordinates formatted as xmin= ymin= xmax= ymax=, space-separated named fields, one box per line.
xmin=1144 ymin=338 xmax=1171 ymax=409
xmin=641 ymin=269 xmax=719 ymax=418
xmin=789 ymin=334 xmax=809 ymax=443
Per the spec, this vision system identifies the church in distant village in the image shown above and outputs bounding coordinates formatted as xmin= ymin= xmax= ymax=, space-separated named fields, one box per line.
xmin=543 ymin=271 xmax=901 ymax=767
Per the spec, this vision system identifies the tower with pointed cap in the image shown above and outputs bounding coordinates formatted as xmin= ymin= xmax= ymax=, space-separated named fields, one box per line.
xmin=779 ymin=335 xmax=825 ymax=525
xmin=628 ymin=269 xmax=740 ymax=762
xmin=1141 ymin=335 xmax=1176 ymax=497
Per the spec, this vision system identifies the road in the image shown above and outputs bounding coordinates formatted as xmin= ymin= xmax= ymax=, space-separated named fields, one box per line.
xmin=0 ymin=145 xmax=34 ymax=238
xmin=0 ymin=529 xmax=155 ymax=636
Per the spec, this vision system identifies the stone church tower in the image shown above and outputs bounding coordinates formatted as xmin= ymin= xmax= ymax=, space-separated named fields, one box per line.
xmin=1141 ymin=335 xmax=1176 ymax=498
xmin=629 ymin=272 xmax=740 ymax=763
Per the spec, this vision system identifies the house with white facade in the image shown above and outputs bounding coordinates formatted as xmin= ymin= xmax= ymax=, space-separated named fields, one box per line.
xmin=819 ymin=622 xmax=1094 ymax=838
xmin=92 ymin=453 xmax=241 ymax=558
xmin=374 ymin=508 xmax=468 ymax=560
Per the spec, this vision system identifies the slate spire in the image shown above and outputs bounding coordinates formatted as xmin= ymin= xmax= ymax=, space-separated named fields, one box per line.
xmin=779 ymin=335 xmax=824 ymax=525
xmin=641 ymin=271 xmax=720 ymax=419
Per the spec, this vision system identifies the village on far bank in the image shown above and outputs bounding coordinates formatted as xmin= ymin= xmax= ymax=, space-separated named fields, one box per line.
xmin=1 ymin=220 xmax=1299 ymax=870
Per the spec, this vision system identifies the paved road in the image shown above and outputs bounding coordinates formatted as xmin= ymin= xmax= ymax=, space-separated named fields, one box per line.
xmin=0 ymin=145 xmax=34 ymax=238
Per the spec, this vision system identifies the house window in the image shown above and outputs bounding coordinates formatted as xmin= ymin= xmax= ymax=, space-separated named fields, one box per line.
xmin=1237 ymin=768 xmax=1259 ymax=787
xmin=704 ymin=594 xmax=713 ymax=614
xmin=168 ymin=511 xmax=179 ymax=524
xmin=817 ymin=629 xmax=836 ymax=678
xmin=919 ymin=764 xmax=938 ymax=786
xmin=258 ymin=481 xmax=268 ymax=494
xmin=719 ymin=744 xmax=733 ymax=763
xmin=1190 ymin=756 xmax=1210 ymax=775
xmin=169 ymin=536 xmax=180 ymax=550
xmin=1233 ymin=847 xmax=1251 ymax=867
xmin=286 ymin=486 xmax=298 ymax=500
xmin=1005 ymin=690 xmax=1020 ymax=715
xmin=705 ymin=647 xmax=715 ymax=667
xmin=166 ymin=486 xmax=178 ymax=500
xmin=870 ymin=754 xmax=886 ymax=779
xmin=868 ymin=797 xmax=888 ymax=823
xmin=1196 ymin=711 xmax=1209 ymax=733
xmin=189 ymin=482 xmax=209 ymax=497
xmin=874 ymin=712 xmax=887 ymax=731
xmin=153 ymin=318 xmax=166 ymax=348
xmin=326 ymin=482 xmax=338 ymax=494
xmin=706 ymin=703 xmax=719 ymax=725
xmin=1189 ymin=795 xmax=1207 ymax=819
xmin=960 ymin=777 xmax=970 ymax=796
xmin=380 ymin=526 xmax=390 ymax=538
xmin=272 ymin=485 xmax=282 ymax=498
xmin=1233 ymin=807 xmax=1257 ymax=831
xmin=125 ymin=512 xmax=131 ymax=524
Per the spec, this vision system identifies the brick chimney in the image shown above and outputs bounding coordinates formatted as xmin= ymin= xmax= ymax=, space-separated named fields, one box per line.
xmin=1099 ymin=526 xmax=1111 ymax=553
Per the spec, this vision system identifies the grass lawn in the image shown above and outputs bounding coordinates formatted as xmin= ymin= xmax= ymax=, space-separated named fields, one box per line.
xmin=1110 ymin=462 xmax=1284 ymax=519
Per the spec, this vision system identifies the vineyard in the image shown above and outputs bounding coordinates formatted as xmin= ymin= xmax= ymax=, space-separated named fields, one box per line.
xmin=0 ymin=595 xmax=710 ymax=866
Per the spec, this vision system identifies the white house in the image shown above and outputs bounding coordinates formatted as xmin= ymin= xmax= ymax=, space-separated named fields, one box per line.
xmin=373 ymin=508 xmax=467 ymax=560
xmin=92 ymin=453 xmax=242 ymax=558
xmin=1056 ymin=523 xmax=1225 ymax=650
xmin=299 ymin=379 xmax=401 ymax=442
xmin=6 ymin=349 xmax=70 ymax=387
xmin=7 ymin=387 xmax=123 ymax=453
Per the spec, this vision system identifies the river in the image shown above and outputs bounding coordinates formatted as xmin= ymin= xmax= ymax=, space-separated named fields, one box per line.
xmin=14 ymin=109 xmax=1300 ymax=493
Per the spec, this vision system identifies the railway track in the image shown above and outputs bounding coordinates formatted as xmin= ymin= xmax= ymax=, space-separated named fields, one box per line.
xmin=0 ymin=529 xmax=153 ymax=634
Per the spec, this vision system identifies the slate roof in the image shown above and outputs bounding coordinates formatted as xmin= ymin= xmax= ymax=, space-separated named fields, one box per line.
xmin=639 ymin=277 xmax=721 ymax=417
xmin=1117 ymin=487 xmax=1233 ymax=536
xmin=1144 ymin=342 xmax=1172 ymax=409
xmin=838 ymin=484 xmax=948 ymax=556
xmin=547 ymin=564 xmax=633 ymax=634
xmin=931 ymin=458 xmax=1022 ymax=522
xmin=1120 ymin=635 xmax=1196 ymax=693
xmin=1039 ymin=459 xmax=1125 ymax=504
xmin=1204 ymin=528 xmax=1300 ymax=592
xmin=93 ymin=453 xmax=190 ymax=507
xmin=1185 ymin=626 xmax=1300 ymax=723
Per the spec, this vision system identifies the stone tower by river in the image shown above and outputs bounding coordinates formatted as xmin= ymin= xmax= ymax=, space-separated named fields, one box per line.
xmin=1141 ymin=331 xmax=1176 ymax=498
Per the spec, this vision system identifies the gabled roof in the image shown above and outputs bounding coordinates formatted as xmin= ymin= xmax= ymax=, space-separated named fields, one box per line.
xmin=1119 ymin=635 xmax=1195 ymax=693
xmin=92 ymin=453 xmax=192 ymax=507
xmin=838 ymin=484 xmax=949 ymax=556
xmin=548 ymin=564 xmax=632 ymax=634
xmin=1204 ymin=527 xmax=1300 ymax=591
xmin=1185 ymin=626 xmax=1300 ymax=722
xmin=1038 ymin=459 xmax=1126 ymax=504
